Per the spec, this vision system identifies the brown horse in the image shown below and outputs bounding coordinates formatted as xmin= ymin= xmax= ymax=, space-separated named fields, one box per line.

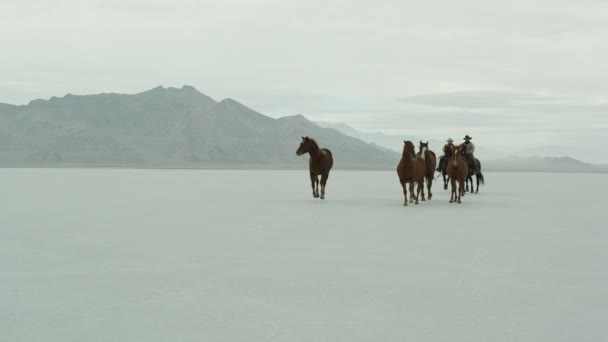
xmin=397 ymin=141 xmax=426 ymax=206
xmin=446 ymin=144 xmax=468 ymax=203
xmin=296 ymin=136 xmax=333 ymax=199
xmin=417 ymin=141 xmax=437 ymax=200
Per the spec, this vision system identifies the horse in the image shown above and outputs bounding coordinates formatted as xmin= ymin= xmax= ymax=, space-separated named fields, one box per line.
xmin=417 ymin=141 xmax=437 ymax=200
xmin=296 ymin=136 xmax=333 ymax=199
xmin=397 ymin=141 xmax=426 ymax=206
xmin=465 ymin=157 xmax=485 ymax=193
xmin=446 ymin=144 xmax=468 ymax=204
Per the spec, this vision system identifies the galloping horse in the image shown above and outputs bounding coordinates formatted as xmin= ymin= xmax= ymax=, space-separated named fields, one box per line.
xmin=397 ymin=141 xmax=426 ymax=206
xmin=446 ymin=144 xmax=468 ymax=204
xmin=296 ymin=136 xmax=333 ymax=199
xmin=417 ymin=141 xmax=437 ymax=200
xmin=465 ymin=157 xmax=485 ymax=193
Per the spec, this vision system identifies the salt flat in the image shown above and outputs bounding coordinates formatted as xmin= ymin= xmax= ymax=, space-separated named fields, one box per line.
xmin=1 ymin=169 xmax=607 ymax=341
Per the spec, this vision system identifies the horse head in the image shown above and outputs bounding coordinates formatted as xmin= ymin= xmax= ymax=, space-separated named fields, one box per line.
xmin=418 ymin=141 xmax=429 ymax=158
xmin=296 ymin=136 xmax=318 ymax=156
xmin=296 ymin=136 xmax=309 ymax=156
xmin=402 ymin=140 xmax=416 ymax=158
xmin=451 ymin=144 xmax=464 ymax=166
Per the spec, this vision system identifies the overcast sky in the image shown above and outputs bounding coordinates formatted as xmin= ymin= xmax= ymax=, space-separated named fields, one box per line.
xmin=2 ymin=0 xmax=607 ymax=162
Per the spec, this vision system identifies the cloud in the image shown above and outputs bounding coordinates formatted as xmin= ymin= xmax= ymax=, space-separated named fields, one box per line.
xmin=399 ymin=91 xmax=550 ymax=109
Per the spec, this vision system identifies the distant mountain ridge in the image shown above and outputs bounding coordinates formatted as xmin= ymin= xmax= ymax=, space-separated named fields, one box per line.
xmin=314 ymin=121 xmax=510 ymax=160
xmin=0 ymin=86 xmax=399 ymax=169
xmin=484 ymin=156 xmax=608 ymax=173
xmin=315 ymin=121 xmax=608 ymax=173
xmin=2 ymin=86 xmax=605 ymax=172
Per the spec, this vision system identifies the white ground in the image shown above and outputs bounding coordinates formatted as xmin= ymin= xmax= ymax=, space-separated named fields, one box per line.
xmin=1 ymin=169 xmax=607 ymax=341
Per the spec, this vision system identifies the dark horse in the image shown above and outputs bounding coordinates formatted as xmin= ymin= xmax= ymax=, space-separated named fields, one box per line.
xmin=416 ymin=141 xmax=437 ymax=200
xmin=446 ymin=144 xmax=468 ymax=204
xmin=397 ymin=141 xmax=426 ymax=206
xmin=465 ymin=157 xmax=485 ymax=193
xmin=296 ymin=136 xmax=333 ymax=199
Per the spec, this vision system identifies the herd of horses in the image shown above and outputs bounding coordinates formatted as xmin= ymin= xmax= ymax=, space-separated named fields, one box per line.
xmin=296 ymin=136 xmax=484 ymax=205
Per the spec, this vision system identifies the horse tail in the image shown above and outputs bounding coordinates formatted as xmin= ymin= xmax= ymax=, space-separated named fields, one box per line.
xmin=476 ymin=159 xmax=484 ymax=185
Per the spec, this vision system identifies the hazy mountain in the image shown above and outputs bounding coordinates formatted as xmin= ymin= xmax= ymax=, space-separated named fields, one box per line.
xmin=314 ymin=121 xmax=608 ymax=172
xmin=484 ymin=156 xmax=608 ymax=173
xmin=314 ymin=121 xmax=510 ymax=159
xmin=0 ymin=86 xmax=399 ymax=169
xmin=2 ymin=86 xmax=604 ymax=172
xmin=513 ymin=145 xmax=600 ymax=164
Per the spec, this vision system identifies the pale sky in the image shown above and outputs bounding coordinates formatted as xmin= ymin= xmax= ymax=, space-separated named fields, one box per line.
xmin=2 ymin=0 xmax=607 ymax=162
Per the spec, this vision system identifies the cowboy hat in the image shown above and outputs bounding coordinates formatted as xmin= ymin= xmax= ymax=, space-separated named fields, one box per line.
xmin=446 ymin=138 xmax=454 ymax=143
xmin=463 ymin=135 xmax=472 ymax=140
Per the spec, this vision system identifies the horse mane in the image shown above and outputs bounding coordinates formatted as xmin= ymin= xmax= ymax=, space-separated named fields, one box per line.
xmin=306 ymin=138 xmax=320 ymax=150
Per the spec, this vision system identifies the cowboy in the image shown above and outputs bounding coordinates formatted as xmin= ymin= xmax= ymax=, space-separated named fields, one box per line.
xmin=435 ymin=138 xmax=454 ymax=172
xmin=463 ymin=135 xmax=475 ymax=169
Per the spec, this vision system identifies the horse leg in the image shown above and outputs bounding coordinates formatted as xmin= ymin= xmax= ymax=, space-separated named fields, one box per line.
xmin=310 ymin=172 xmax=319 ymax=198
xmin=427 ymin=175 xmax=433 ymax=200
xmin=320 ymin=171 xmax=329 ymax=200
xmin=449 ymin=177 xmax=456 ymax=203
xmin=442 ymin=171 xmax=448 ymax=190
xmin=415 ymin=180 xmax=423 ymax=204
xmin=475 ymin=174 xmax=480 ymax=193
xmin=469 ymin=174 xmax=474 ymax=193
xmin=457 ymin=179 xmax=463 ymax=203
xmin=461 ymin=179 xmax=465 ymax=197
xmin=400 ymin=179 xmax=408 ymax=206
xmin=409 ymin=182 xmax=415 ymax=204
xmin=461 ymin=180 xmax=464 ymax=202
xmin=419 ymin=179 xmax=425 ymax=202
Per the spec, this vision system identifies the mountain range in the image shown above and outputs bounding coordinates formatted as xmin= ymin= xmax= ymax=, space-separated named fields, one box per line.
xmin=482 ymin=156 xmax=608 ymax=173
xmin=314 ymin=121 xmax=608 ymax=173
xmin=1 ymin=85 xmax=606 ymax=173
xmin=0 ymin=86 xmax=399 ymax=169
xmin=315 ymin=121 xmax=512 ymax=160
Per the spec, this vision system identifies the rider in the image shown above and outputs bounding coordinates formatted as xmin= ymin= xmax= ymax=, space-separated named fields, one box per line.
xmin=463 ymin=135 xmax=475 ymax=169
xmin=435 ymin=138 xmax=454 ymax=172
